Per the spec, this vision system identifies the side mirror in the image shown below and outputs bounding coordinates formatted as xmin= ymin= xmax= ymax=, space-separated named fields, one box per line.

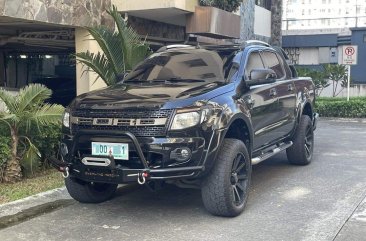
xmin=246 ymin=68 xmax=277 ymax=86
xmin=116 ymin=72 xmax=130 ymax=82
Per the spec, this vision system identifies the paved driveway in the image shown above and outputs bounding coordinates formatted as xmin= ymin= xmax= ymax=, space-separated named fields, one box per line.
xmin=1 ymin=119 xmax=366 ymax=241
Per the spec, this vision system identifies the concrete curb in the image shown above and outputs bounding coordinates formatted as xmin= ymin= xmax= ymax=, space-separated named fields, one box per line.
xmin=319 ymin=117 xmax=366 ymax=123
xmin=0 ymin=187 xmax=74 ymax=229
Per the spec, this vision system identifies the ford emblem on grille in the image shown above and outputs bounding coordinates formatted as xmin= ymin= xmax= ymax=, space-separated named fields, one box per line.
xmin=93 ymin=118 xmax=113 ymax=126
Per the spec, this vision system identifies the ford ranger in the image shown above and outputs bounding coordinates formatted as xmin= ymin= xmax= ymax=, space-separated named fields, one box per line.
xmin=52 ymin=41 xmax=318 ymax=217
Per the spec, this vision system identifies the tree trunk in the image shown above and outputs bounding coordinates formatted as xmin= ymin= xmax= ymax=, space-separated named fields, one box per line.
xmin=270 ymin=0 xmax=283 ymax=46
xmin=3 ymin=127 xmax=22 ymax=183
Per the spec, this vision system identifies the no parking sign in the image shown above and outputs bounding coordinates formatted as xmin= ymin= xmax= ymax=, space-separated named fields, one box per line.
xmin=341 ymin=45 xmax=358 ymax=101
xmin=342 ymin=45 xmax=358 ymax=65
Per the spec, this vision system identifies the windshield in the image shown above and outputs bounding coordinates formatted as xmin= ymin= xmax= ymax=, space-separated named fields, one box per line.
xmin=124 ymin=49 xmax=225 ymax=83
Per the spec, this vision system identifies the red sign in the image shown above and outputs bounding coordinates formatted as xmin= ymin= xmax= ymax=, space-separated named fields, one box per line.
xmin=342 ymin=45 xmax=358 ymax=65
xmin=345 ymin=47 xmax=355 ymax=56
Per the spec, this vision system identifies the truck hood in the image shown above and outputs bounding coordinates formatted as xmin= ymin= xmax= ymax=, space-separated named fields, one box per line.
xmin=71 ymin=81 xmax=234 ymax=110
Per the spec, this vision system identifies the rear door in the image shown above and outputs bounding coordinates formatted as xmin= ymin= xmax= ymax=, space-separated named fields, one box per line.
xmin=261 ymin=50 xmax=297 ymax=138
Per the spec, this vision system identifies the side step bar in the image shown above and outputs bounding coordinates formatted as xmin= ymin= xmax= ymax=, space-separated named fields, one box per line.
xmin=251 ymin=141 xmax=293 ymax=165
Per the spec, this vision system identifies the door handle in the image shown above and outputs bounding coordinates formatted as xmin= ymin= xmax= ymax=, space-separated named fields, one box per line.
xmin=269 ymin=88 xmax=277 ymax=97
xmin=288 ymin=84 xmax=294 ymax=92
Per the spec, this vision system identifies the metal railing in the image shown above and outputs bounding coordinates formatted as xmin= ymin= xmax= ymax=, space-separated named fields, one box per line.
xmin=282 ymin=16 xmax=366 ymax=30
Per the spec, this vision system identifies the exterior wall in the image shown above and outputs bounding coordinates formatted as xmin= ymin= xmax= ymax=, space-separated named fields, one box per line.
xmin=284 ymin=46 xmax=339 ymax=66
xmin=75 ymin=28 xmax=107 ymax=95
xmin=128 ymin=16 xmax=185 ymax=42
xmin=254 ymin=5 xmax=271 ymax=38
xmin=241 ymin=0 xmax=279 ymax=43
xmin=298 ymin=48 xmax=319 ymax=65
xmin=351 ymin=28 xmax=366 ymax=84
xmin=0 ymin=0 xmax=112 ymax=27
xmin=186 ymin=6 xmax=241 ymax=39
xmin=321 ymin=84 xmax=366 ymax=98
xmin=113 ymin=0 xmax=198 ymax=13
xmin=283 ymin=34 xmax=338 ymax=48
xmin=283 ymin=30 xmax=366 ymax=84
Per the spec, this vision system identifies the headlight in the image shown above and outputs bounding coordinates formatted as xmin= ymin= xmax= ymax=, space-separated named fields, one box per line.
xmin=63 ymin=111 xmax=70 ymax=128
xmin=170 ymin=111 xmax=200 ymax=130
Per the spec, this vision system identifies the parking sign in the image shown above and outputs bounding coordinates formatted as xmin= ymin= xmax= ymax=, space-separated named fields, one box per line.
xmin=342 ymin=45 xmax=358 ymax=65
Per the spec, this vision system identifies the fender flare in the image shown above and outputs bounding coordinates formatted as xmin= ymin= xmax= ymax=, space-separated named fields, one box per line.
xmin=297 ymin=100 xmax=314 ymax=123
xmin=219 ymin=113 xmax=254 ymax=155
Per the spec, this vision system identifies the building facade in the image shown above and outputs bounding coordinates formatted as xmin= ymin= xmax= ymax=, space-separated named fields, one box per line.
xmin=283 ymin=28 xmax=366 ymax=91
xmin=1 ymin=0 xmax=280 ymax=103
xmin=282 ymin=0 xmax=366 ymax=91
xmin=283 ymin=0 xmax=366 ymax=30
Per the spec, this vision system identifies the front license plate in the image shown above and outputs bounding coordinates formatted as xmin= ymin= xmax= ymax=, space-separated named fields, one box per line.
xmin=91 ymin=142 xmax=129 ymax=160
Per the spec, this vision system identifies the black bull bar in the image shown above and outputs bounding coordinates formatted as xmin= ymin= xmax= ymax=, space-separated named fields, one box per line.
xmin=50 ymin=130 xmax=205 ymax=184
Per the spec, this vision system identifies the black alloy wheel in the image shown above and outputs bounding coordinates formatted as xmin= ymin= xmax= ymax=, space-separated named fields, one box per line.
xmin=231 ymin=153 xmax=250 ymax=206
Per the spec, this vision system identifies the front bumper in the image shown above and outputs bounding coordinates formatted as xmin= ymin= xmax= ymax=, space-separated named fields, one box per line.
xmin=54 ymin=130 xmax=211 ymax=184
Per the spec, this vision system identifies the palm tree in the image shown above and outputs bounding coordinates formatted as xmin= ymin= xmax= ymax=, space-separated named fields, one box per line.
xmin=75 ymin=5 xmax=150 ymax=86
xmin=0 ymin=84 xmax=64 ymax=183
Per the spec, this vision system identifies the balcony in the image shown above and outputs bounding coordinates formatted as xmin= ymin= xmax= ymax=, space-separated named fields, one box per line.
xmin=112 ymin=0 xmax=198 ymax=26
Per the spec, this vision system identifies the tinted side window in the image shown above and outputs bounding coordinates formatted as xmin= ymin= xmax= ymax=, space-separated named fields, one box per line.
xmin=245 ymin=52 xmax=265 ymax=80
xmin=225 ymin=52 xmax=242 ymax=81
xmin=261 ymin=51 xmax=285 ymax=79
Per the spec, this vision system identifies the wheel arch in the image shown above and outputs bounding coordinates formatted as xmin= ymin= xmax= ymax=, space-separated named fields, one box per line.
xmin=221 ymin=114 xmax=253 ymax=157
xmin=302 ymin=102 xmax=313 ymax=119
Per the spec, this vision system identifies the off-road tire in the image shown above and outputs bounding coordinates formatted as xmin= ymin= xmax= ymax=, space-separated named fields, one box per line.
xmin=286 ymin=115 xmax=314 ymax=165
xmin=201 ymin=139 xmax=252 ymax=217
xmin=65 ymin=177 xmax=117 ymax=203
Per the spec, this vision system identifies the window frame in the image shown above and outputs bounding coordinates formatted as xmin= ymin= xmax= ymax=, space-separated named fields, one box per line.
xmin=223 ymin=51 xmax=244 ymax=83
xmin=243 ymin=50 xmax=266 ymax=81
xmin=260 ymin=50 xmax=287 ymax=81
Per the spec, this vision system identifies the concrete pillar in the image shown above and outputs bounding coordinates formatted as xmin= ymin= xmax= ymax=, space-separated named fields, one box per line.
xmin=240 ymin=0 xmax=255 ymax=41
xmin=270 ymin=0 xmax=283 ymax=47
xmin=75 ymin=28 xmax=107 ymax=95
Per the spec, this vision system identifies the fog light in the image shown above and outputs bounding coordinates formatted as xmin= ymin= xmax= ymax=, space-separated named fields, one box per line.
xmin=60 ymin=143 xmax=69 ymax=156
xmin=170 ymin=148 xmax=192 ymax=162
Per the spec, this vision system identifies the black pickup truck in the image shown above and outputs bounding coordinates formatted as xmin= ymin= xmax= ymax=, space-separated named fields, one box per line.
xmin=54 ymin=41 xmax=318 ymax=217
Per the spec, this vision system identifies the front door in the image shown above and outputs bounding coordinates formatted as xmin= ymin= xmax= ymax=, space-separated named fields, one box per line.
xmin=241 ymin=51 xmax=281 ymax=151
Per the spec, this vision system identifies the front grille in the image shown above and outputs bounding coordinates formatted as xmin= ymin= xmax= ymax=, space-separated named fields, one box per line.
xmin=71 ymin=108 xmax=173 ymax=137
xmin=72 ymin=125 xmax=167 ymax=137
xmin=72 ymin=109 xmax=173 ymax=119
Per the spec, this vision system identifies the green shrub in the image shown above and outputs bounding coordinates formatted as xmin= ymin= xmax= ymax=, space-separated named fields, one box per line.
xmin=0 ymin=136 xmax=11 ymax=182
xmin=28 ymin=123 xmax=62 ymax=169
xmin=0 ymin=121 xmax=61 ymax=177
xmin=199 ymin=0 xmax=241 ymax=12
xmin=317 ymin=97 xmax=366 ymax=102
xmin=316 ymin=97 xmax=366 ymax=118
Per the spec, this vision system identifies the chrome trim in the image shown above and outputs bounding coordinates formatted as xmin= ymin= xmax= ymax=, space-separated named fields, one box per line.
xmin=113 ymin=118 xmax=135 ymax=126
xmin=136 ymin=118 xmax=167 ymax=126
xmin=93 ymin=118 xmax=113 ymax=126
xmin=81 ymin=157 xmax=111 ymax=167
xmin=73 ymin=117 xmax=167 ymax=127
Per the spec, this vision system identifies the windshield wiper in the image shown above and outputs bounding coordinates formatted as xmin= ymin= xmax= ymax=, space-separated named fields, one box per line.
xmin=123 ymin=78 xmax=205 ymax=84
xmin=123 ymin=79 xmax=147 ymax=83
xmin=161 ymin=78 xmax=205 ymax=83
